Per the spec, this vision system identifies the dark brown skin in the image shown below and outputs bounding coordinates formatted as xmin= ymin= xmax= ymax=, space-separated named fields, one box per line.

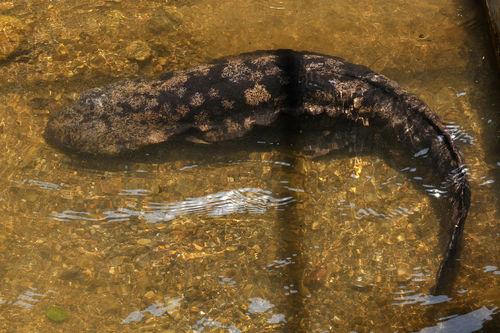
xmin=45 ymin=49 xmax=470 ymax=293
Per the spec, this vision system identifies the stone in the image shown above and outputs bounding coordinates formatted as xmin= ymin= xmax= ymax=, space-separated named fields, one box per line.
xmin=144 ymin=290 xmax=156 ymax=300
xmin=0 ymin=15 xmax=27 ymax=61
xmin=45 ymin=306 xmax=69 ymax=323
xmin=125 ymin=40 xmax=152 ymax=62
xmin=147 ymin=9 xmax=181 ymax=34
xmin=137 ymin=238 xmax=152 ymax=245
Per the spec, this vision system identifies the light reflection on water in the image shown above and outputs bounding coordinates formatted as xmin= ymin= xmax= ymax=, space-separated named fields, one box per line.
xmin=393 ymin=292 xmax=451 ymax=306
xmin=0 ymin=0 xmax=498 ymax=332
xmin=193 ymin=317 xmax=242 ymax=333
xmin=1 ymin=288 xmax=46 ymax=310
xmin=121 ymin=296 xmax=183 ymax=325
xmin=52 ymin=187 xmax=295 ymax=223
xmin=416 ymin=307 xmax=498 ymax=333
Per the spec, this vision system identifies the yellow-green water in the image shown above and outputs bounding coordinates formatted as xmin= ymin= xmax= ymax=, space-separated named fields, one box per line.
xmin=0 ymin=0 xmax=498 ymax=332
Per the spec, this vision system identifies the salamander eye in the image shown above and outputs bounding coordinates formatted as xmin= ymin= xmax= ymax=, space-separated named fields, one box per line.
xmin=81 ymin=94 xmax=105 ymax=110
xmin=78 ymin=87 xmax=106 ymax=109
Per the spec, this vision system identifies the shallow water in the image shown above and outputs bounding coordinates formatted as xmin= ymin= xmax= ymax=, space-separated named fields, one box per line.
xmin=0 ymin=0 xmax=499 ymax=332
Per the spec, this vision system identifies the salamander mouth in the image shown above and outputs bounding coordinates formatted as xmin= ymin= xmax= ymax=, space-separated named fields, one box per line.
xmin=44 ymin=111 xmax=73 ymax=151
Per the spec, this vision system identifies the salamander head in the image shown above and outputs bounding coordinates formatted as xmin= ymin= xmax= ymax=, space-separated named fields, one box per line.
xmin=45 ymin=82 xmax=173 ymax=156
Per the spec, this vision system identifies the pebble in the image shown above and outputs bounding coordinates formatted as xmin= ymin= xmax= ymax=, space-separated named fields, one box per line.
xmin=144 ymin=290 xmax=155 ymax=300
xmin=397 ymin=264 xmax=412 ymax=281
xmin=125 ymin=40 xmax=152 ymax=62
xmin=147 ymin=9 xmax=181 ymax=34
xmin=251 ymin=244 xmax=262 ymax=253
xmin=137 ymin=238 xmax=152 ymax=246
xmin=109 ymin=256 xmax=125 ymax=266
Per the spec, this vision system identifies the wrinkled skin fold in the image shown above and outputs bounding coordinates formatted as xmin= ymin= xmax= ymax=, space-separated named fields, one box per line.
xmin=45 ymin=49 xmax=470 ymax=293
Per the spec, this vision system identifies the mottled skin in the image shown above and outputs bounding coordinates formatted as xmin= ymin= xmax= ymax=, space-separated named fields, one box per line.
xmin=45 ymin=49 xmax=470 ymax=293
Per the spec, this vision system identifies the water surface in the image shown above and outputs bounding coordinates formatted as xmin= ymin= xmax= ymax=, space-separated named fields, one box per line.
xmin=0 ymin=0 xmax=498 ymax=332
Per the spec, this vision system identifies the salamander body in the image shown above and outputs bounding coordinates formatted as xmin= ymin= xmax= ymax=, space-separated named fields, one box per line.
xmin=45 ymin=50 xmax=470 ymax=293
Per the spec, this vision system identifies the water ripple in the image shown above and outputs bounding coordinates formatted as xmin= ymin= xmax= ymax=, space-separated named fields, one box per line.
xmin=416 ymin=307 xmax=497 ymax=333
xmin=267 ymin=1 xmax=286 ymax=10
xmin=336 ymin=199 xmax=420 ymax=220
xmin=52 ymin=188 xmax=295 ymax=223
xmin=392 ymin=292 xmax=451 ymax=306
xmin=1 ymin=288 xmax=46 ymax=310
xmin=483 ymin=265 xmax=500 ymax=275
xmin=193 ymin=317 xmax=241 ymax=333
xmin=266 ymin=256 xmax=295 ymax=270
xmin=248 ymin=297 xmax=274 ymax=314
xmin=19 ymin=179 xmax=63 ymax=191
xmin=444 ymin=122 xmax=475 ymax=145
xmin=122 ymin=296 xmax=182 ymax=325
xmin=119 ymin=189 xmax=150 ymax=196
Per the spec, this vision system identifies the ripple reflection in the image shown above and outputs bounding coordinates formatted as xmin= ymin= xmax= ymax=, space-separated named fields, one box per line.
xmin=416 ymin=307 xmax=498 ymax=333
xmin=122 ymin=296 xmax=182 ymax=325
xmin=52 ymin=188 xmax=295 ymax=223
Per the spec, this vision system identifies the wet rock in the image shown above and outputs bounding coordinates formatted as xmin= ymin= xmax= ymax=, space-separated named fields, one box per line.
xmin=59 ymin=266 xmax=85 ymax=282
xmin=137 ymin=238 xmax=152 ymax=246
xmin=135 ymin=252 xmax=152 ymax=268
xmin=109 ymin=255 xmax=125 ymax=266
xmin=147 ymin=9 xmax=182 ymax=34
xmin=0 ymin=15 xmax=27 ymax=61
xmin=311 ymin=220 xmax=321 ymax=230
xmin=125 ymin=40 xmax=152 ymax=62
xmin=397 ymin=264 xmax=412 ymax=282
xmin=144 ymin=290 xmax=156 ymax=300
xmin=45 ymin=306 xmax=69 ymax=323
xmin=54 ymin=43 xmax=69 ymax=60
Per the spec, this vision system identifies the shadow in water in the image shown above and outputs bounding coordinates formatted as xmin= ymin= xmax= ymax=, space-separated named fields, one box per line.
xmin=273 ymin=116 xmax=461 ymax=332
xmin=474 ymin=0 xmax=500 ymax=220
